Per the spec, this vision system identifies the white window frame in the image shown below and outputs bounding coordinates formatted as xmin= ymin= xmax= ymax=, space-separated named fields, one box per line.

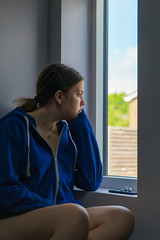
xmin=95 ymin=0 xmax=137 ymax=193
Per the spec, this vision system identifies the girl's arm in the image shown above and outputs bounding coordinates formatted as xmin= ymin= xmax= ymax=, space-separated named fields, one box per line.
xmin=68 ymin=110 xmax=103 ymax=191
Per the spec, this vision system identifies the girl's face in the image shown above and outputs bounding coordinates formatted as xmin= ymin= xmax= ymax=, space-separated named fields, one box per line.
xmin=61 ymin=80 xmax=85 ymax=120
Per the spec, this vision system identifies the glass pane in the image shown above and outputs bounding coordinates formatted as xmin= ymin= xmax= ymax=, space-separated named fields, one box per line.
xmin=107 ymin=0 xmax=138 ymax=177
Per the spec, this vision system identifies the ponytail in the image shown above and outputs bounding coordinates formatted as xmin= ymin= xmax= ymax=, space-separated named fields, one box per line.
xmin=13 ymin=97 xmax=39 ymax=112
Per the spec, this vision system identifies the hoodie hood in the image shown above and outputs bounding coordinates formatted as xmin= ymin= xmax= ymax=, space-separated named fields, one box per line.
xmin=0 ymin=108 xmax=36 ymax=177
xmin=0 ymin=107 xmax=36 ymax=126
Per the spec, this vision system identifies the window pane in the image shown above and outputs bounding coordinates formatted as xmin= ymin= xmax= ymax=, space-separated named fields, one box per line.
xmin=107 ymin=0 xmax=138 ymax=177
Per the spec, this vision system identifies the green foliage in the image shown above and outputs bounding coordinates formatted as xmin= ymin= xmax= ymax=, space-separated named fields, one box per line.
xmin=108 ymin=93 xmax=129 ymax=126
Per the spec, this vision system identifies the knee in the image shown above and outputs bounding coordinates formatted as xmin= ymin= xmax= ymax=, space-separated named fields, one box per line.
xmin=119 ymin=207 xmax=135 ymax=229
xmin=50 ymin=204 xmax=89 ymax=240
xmin=113 ymin=206 xmax=135 ymax=238
xmin=99 ymin=206 xmax=134 ymax=239
xmin=60 ymin=203 xmax=89 ymax=238
xmin=67 ymin=204 xmax=90 ymax=229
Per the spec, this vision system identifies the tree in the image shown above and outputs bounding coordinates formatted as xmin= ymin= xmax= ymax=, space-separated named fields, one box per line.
xmin=108 ymin=93 xmax=129 ymax=126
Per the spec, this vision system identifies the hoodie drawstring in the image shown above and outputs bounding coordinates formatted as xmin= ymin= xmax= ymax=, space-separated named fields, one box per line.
xmin=24 ymin=116 xmax=31 ymax=177
xmin=62 ymin=120 xmax=78 ymax=172
xmin=68 ymin=130 xmax=78 ymax=172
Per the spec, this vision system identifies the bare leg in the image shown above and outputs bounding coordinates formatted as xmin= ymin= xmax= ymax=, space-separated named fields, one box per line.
xmin=0 ymin=203 xmax=89 ymax=240
xmin=86 ymin=206 xmax=134 ymax=240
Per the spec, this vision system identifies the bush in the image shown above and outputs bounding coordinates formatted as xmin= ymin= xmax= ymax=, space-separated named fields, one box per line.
xmin=108 ymin=92 xmax=129 ymax=126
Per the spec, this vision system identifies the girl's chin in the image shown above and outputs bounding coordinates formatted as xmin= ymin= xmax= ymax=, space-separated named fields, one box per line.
xmin=65 ymin=113 xmax=79 ymax=121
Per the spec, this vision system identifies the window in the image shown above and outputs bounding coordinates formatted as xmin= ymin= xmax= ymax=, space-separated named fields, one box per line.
xmin=96 ymin=0 xmax=138 ymax=192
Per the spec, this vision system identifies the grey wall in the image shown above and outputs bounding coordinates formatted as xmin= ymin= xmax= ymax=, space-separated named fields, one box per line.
xmin=48 ymin=0 xmax=61 ymax=63
xmin=0 ymin=0 xmax=40 ymax=117
xmin=0 ymin=0 xmax=92 ymax=117
xmin=61 ymin=0 xmax=93 ymax=116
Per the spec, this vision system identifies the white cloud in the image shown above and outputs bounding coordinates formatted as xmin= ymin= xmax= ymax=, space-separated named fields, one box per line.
xmin=108 ymin=46 xmax=138 ymax=94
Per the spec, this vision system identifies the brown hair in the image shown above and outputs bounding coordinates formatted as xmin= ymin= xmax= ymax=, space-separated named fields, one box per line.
xmin=14 ymin=63 xmax=84 ymax=112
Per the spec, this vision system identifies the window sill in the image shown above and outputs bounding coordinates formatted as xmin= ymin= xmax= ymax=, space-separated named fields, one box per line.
xmin=74 ymin=187 xmax=138 ymax=198
xmin=101 ymin=176 xmax=137 ymax=193
xmin=95 ymin=187 xmax=138 ymax=198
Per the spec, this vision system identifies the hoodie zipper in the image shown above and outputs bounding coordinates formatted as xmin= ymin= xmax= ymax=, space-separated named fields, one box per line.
xmin=53 ymin=128 xmax=64 ymax=204
xmin=32 ymin=124 xmax=64 ymax=204
xmin=53 ymin=154 xmax=59 ymax=204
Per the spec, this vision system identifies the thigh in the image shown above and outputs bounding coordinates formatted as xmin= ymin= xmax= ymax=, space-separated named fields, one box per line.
xmin=0 ymin=204 xmax=84 ymax=240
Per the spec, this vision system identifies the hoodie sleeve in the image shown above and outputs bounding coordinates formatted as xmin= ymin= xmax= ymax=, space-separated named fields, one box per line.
xmin=68 ymin=110 xmax=103 ymax=191
xmin=0 ymin=116 xmax=52 ymax=219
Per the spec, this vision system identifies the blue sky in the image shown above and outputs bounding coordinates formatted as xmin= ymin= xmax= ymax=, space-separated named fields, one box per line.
xmin=108 ymin=0 xmax=138 ymax=94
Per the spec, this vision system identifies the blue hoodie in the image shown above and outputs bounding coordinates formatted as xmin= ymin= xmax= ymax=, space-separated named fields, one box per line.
xmin=0 ymin=107 xmax=102 ymax=219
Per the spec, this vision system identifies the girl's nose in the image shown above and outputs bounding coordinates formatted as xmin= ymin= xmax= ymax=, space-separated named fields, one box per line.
xmin=81 ymin=97 xmax=86 ymax=106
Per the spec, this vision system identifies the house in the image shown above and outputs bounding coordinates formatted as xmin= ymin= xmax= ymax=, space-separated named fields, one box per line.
xmin=125 ymin=91 xmax=138 ymax=128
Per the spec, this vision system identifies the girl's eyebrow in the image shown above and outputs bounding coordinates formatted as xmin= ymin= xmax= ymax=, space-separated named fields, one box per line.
xmin=76 ymin=88 xmax=84 ymax=93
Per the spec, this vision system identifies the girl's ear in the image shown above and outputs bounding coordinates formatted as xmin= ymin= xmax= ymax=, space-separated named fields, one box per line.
xmin=54 ymin=90 xmax=64 ymax=104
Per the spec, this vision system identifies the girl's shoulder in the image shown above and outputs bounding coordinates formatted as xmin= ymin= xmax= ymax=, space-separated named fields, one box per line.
xmin=0 ymin=108 xmax=35 ymax=141
xmin=0 ymin=107 xmax=35 ymax=128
